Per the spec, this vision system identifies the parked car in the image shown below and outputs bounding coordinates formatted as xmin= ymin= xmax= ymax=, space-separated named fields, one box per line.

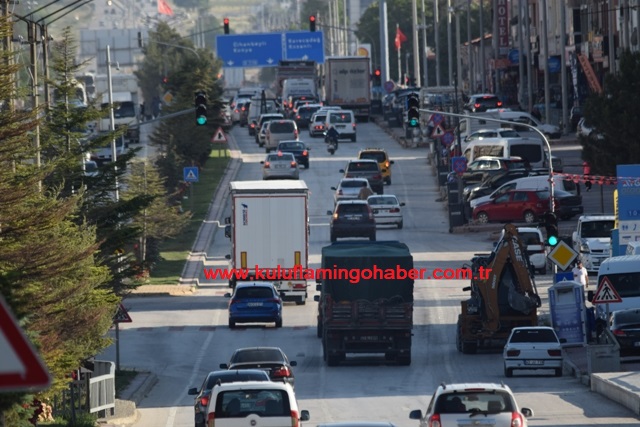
xmin=463 ymin=94 xmax=503 ymax=112
xmin=309 ymin=112 xmax=328 ymax=137
xmin=261 ymin=152 xmax=299 ymax=180
xmin=332 ymin=178 xmax=372 ymax=204
xmin=358 ymin=148 xmax=394 ymax=185
xmin=503 ymin=326 xmax=564 ymax=377
xmin=554 ymin=189 xmax=584 ymax=220
xmin=224 ymin=282 xmax=283 ymax=328
xmin=464 ymin=169 xmax=537 ymax=203
xmin=610 ymin=309 xmax=640 ymax=356
xmin=204 ymin=381 xmax=309 ymax=427
xmin=277 ymin=140 xmax=310 ymax=169
xmin=187 ymin=370 xmax=270 ymax=427
xmin=497 ymin=227 xmax=547 ymax=274
xmin=576 ymin=117 xmax=604 ymax=140
xmin=327 ymin=200 xmax=376 ymax=242
xmin=340 ymin=159 xmax=384 ymax=194
xmin=219 ymin=347 xmax=297 ymax=385
xmin=473 ymin=189 xmax=550 ymax=224
xmin=463 ymin=128 xmax=521 ymax=143
xmin=409 ymin=382 xmax=533 ymax=427
xmin=367 ymin=194 xmax=404 ymax=229
xmin=458 ymin=156 xmax=526 ymax=185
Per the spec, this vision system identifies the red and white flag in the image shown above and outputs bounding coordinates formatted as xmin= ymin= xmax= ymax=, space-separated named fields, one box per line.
xmin=395 ymin=26 xmax=407 ymax=51
xmin=158 ymin=0 xmax=174 ymax=16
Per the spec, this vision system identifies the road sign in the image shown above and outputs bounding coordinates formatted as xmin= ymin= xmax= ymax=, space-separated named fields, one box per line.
xmin=431 ymin=124 xmax=445 ymax=138
xmin=383 ymin=80 xmax=396 ymax=93
xmin=441 ymin=131 xmax=455 ymax=147
xmin=284 ymin=31 xmax=325 ymax=63
xmin=555 ymin=271 xmax=574 ymax=283
xmin=216 ymin=33 xmax=283 ymax=68
xmin=0 ymin=296 xmax=51 ymax=392
xmin=593 ymin=276 xmax=623 ymax=303
xmin=113 ymin=303 xmax=132 ymax=323
xmin=452 ymin=156 xmax=467 ymax=175
xmin=547 ymin=240 xmax=579 ymax=270
xmin=183 ymin=167 xmax=199 ymax=183
xmin=212 ymin=127 xmax=228 ymax=143
xmin=430 ymin=113 xmax=444 ymax=125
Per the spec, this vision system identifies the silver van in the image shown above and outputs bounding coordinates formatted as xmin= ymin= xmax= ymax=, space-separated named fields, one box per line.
xmin=265 ymin=120 xmax=298 ymax=153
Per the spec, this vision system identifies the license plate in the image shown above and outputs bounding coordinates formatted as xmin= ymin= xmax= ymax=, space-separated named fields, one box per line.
xmin=275 ymin=164 xmax=286 ymax=169
xmin=524 ymin=360 xmax=544 ymax=365
xmin=247 ymin=302 xmax=263 ymax=307
xmin=373 ymin=209 xmax=379 ymax=214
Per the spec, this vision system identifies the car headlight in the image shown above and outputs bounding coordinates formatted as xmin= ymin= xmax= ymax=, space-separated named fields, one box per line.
xmin=580 ymin=242 xmax=590 ymax=253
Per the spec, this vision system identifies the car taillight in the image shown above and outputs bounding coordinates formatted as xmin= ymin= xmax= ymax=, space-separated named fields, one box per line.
xmin=352 ymin=123 xmax=356 ymax=129
xmin=291 ymin=161 xmax=297 ymax=167
xmin=385 ymin=161 xmax=390 ymax=168
xmin=373 ymin=174 xmax=382 ymax=180
xmin=390 ymin=208 xmax=400 ymax=213
xmin=427 ymin=414 xmax=441 ymax=427
xmin=294 ymin=130 xmax=299 ymax=137
xmin=613 ymin=329 xmax=626 ymax=336
xmin=207 ymin=411 xmax=215 ymax=427
xmin=474 ymin=103 xmax=480 ymax=109
xmin=264 ymin=162 xmax=271 ymax=168
xmin=273 ymin=366 xmax=291 ymax=378
xmin=547 ymin=349 xmax=562 ymax=356
xmin=290 ymin=410 xmax=299 ymax=427
xmin=368 ymin=207 xmax=374 ymax=220
xmin=250 ymin=123 xmax=255 ymax=128
xmin=296 ymin=115 xmax=301 ymax=119
xmin=333 ymin=212 xmax=338 ymax=220
xmin=200 ymin=396 xmax=209 ymax=407
xmin=302 ymin=150 xmax=308 ymax=156
xmin=267 ymin=298 xmax=281 ymax=303
xmin=497 ymin=101 xmax=503 ymax=107
xmin=338 ymin=189 xmax=343 ymax=195
xmin=345 ymin=174 xmax=353 ymax=178
xmin=511 ymin=411 xmax=524 ymax=427
xmin=506 ymin=349 xmax=520 ymax=357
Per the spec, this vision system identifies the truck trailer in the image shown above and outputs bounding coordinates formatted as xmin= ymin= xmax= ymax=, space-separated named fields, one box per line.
xmin=225 ymin=180 xmax=310 ymax=304
xmin=314 ymin=241 xmax=414 ymax=366
xmin=322 ymin=56 xmax=371 ymax=122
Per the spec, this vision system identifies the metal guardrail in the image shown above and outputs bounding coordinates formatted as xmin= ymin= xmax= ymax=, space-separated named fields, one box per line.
xmin=89 ymin=360 xmax=115 ymax=414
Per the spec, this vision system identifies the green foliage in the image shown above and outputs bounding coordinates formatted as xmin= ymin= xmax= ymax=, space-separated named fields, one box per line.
xmin=581 ymin=50 xmax=640 ymax=175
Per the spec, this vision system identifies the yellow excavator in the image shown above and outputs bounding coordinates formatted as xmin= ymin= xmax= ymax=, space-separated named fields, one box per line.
xmin=456 ymin=224 xmax=542 ymax=354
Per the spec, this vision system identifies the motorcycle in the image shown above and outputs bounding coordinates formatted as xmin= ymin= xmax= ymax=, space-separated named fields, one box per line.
xmin=324 ymin=133 xmax=338 ymax=155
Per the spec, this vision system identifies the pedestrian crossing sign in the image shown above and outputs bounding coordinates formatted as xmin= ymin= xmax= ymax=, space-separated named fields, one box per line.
xmin=431 ymin=124 xmax=445 ymax=138
xmin=183 ymin=166 xmax=199 ymax=183
xmin=212 ymin=127 xmax=227 ymax=143
xmin=593 ymin=276 xmax=622 ymax=304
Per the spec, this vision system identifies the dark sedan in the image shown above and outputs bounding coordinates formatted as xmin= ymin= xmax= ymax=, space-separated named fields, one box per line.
xmin=220 ymin=347 xmax=297 ymax=386
xmin=611 ymin=308 xmax=640 ymax=356
xmin=277 ymin=140 xmax=310 ymax=169
xmin=554 ymin=189 xmax=583 ymax=220
xmin=187 ymin=369 xmax=270 ymax=427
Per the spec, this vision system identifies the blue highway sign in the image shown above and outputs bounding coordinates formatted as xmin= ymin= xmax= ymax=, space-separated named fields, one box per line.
xmin=216 ymin=33 xmax=283 ymax=68
xmin=184 ymin=167 xmax=199 ymax=183
xmin=284 ymin=31 xmax=325 ymax=63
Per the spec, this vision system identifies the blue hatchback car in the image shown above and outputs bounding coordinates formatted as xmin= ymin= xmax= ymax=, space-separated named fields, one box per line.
xmin=225 ymin=282 xmax=283 ymax=329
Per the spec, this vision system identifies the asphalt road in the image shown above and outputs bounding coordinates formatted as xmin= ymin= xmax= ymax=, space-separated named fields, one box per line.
xmin=98 ymin=122 xmax=639 ymax=426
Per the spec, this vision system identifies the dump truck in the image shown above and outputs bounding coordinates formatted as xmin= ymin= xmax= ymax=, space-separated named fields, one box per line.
xmin=314 ymin=241 xmax=414 ymax=366
xmin=456 ymin=224 xmax=542 ymax=353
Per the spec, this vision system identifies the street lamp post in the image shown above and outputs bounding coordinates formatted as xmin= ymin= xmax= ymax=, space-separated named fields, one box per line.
xmin=106 ymin=45 xmax=119 ymax=202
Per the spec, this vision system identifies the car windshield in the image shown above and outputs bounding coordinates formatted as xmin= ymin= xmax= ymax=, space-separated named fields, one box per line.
xmin=270 ymin=122 xmax=295 ymax=133
xmin=215 ymin=389 xmax=289 ymax=417
xmin=330 ymin=113 xmax=352 ymax=123
xmin=232 ymin=349 xmax=283 ymax=363
xmin=234 ymin=287 xmax=274 ymax=299
xmin=279 ymin=142 xmax=304 ymax=150
xmin=509 ymin=329 xmax=558 ymax=343
xmin=314 ymin=114 xmax=326 ymax=122
xmin=348 ymin=162 xmax=378 ymax=172
xmin=341 ymin=180 xmax=368 ymax=188
xmin=581 ymin=220 xmax=615 ymax=238
xmin=338 ymin=204 xmax=367 ymax=214
xmin=602 ymin=273 xmax=640 ymax=299
xmin=613 ymin=310 xmax=640 ymax=325
xmin=205 ymin=372 xmax=268 ymax=389
xmin=519 ymin=232 xmax=542 ymax=245
xmin=435 ymin=391 xmax=514 ymax=414
xmin=368 ymin=196 xmax=397 ymax=205
xmin=360 ymin=152 xmax=387 ymax=163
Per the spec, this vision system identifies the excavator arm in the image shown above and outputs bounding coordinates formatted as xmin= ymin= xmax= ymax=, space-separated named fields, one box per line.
xmin=472 ymin=224 xmax=541 ymax=334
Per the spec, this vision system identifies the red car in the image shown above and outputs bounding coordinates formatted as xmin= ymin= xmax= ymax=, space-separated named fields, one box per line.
xmin=473 ymin=189 xmax=550 ymax=224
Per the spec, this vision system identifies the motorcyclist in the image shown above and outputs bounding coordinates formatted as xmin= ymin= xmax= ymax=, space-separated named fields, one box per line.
xmin=325 ymin=126 xmax=340 ymax=150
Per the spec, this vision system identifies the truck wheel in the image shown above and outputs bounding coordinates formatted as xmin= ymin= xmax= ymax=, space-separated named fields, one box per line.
xmin=327 ymin=354 xmax=340 ymax=366
xmin=330 ymin=233 xmax=336 ymax=242
xmin=351 ymin=135 xmax=356 ymax=142
xmin=554 ymin=368 xmax=563 ymax=377
xmin=456 ymin=323 xmax=463 ymax=352
xmin=369 ymin=233 xmax=376 ymax=241
xmin=295 ymin=299 xmax=305 ymax=306
xmin=316 ymin=323 xmax=322 ymax=338
xmin=275 ymin=318 xmax=283 ymax=328
xmin=229 ymin=320 xmax=235 ymax=329
xmin=397 ymin=221 xmax=403 ymax=229
xmin=229 ymin=278 xmax=236 ymax=289
xmin=397 ymin=354 xmax=411 ymax=366
xmin=504 ymin=365 xmax=513 ymax=377
xmin=461 ymin=341 xmax=478 ymax=354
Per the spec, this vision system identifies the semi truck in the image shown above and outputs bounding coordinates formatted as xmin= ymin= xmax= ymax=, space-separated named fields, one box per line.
xmin=274 ymin=60 xmax=318 ymax=97
xmin=94 ymin=74 xmax=141 ymax=144
xmin=314 ymin=241 xmax=414 ymax=366
xmin=322 ymin=56 xmax=371 ymax=121
xmin=225 ymin=180 xmax=310 ymax=304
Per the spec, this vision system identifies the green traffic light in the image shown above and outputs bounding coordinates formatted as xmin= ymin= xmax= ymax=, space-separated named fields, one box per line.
xmin=409 ymin=118 xmax=418 ymax=127
xmin=548 ymin=235 xmax=558 ymax=246
xmin=197 ymin=116 xmax=207 ymax=125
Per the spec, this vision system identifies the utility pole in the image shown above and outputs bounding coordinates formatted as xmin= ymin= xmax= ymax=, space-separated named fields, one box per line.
xmin=379 ymin=0 xmax=390 ymax=84
xmin=466 ymin=0 xmax=473 ymax=91
xmin=607 ymin=0 xmax=615 ymax=75
xmin=479 ymin=0 xmax=485 ymax=92
xmin=106 ymin=45 xmax=119 ymax=202
xmin=412 ymin=0 xmax=421 ymax=86
xmin=447 ymin=0 xmax=453 ymax=85
xmin=560 ymin=1 xmax=568 ymax=134
xmin=29 ymin=21 xmax=42 ymax=191
xmin=517 ymin=0 xmax=524 ymax=108
xmin=421 ymin=0 xmax=429 ymax=87
xmin=542 ymin=0 xmax=550 ymax=124
xmin=455 ymin=5 xmax=462 ymax=90
xmin=524 ymin=0 xmax=532 ymax=112
xmin=434 ymin=0 xmax=441 ymax=86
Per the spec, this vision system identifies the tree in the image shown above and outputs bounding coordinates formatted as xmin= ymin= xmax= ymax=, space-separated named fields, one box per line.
xmin=581 ymin=50 xmax=640 ymax=175
xmin=0 ymin=17 xmax=117 ymax=423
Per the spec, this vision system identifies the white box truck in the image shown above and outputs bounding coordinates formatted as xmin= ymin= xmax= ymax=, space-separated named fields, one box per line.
xmin=322 ymin=56 xmax=371 ymax=121
xmin=225 ymin=180 xmax=310 ymax=304
xmin=95 ymin=74 xmax=141 ymax=144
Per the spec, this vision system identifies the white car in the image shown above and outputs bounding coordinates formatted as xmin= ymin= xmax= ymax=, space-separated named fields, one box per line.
xmin=261 ymin=152 xmax=299 ymax=180
xmin=503 ymin=326 xmax=564 ymax=377
xmin=205 ymin=381 xmax=310 ymax=427
xmin=576 ymin=117 xmax=604 ymax=140
xmin=497 ymin=227 xmax=547 ymax=274
xmin=257 ymin=121 xmax=271 ymax=147
xmin=309 ymin=112 xmax=328 ymax=137
xmin=367 ymin=194 xmax=405 ymax=229
xmin=331 ymin=178 xmax=371 ymax=204
xmin=409 ymin=382 xmax=533 ymax=427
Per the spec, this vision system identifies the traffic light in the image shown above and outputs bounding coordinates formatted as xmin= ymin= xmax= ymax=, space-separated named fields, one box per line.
xmin=372 ymin=68 xmax=381 ymax=85
xmin=195 ymin=91 xmax=207 ymax=126
xmin=223 ymin=18 xmax=230 ymax=34
xmin=309 ymin=15 xmax=316 ymax=32
xmin=406 ymin=93 xmax=420 ymax=128
xmin=544 ymin=211 xmax=559 ymax=246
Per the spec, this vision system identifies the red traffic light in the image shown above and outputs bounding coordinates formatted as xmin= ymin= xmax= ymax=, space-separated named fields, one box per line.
xmin=223 ymin=18 xmax=230 ymax=34
xmin=374 ymin=69 xmax=381 ymax=77
xmin=309 ymin=16 xmax=316 ymax=22
xmin=309 ymin=15 xmax=316 ymax=32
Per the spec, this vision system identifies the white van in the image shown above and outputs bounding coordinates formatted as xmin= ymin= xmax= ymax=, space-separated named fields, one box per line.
xmin=489 ymin=110 xmax=561 ymax=139
xmin=463 ymin=137 xmax=546 ymax=168
xmin=470 ymin=174 xmax=578 ymax=208
xmin=282 ymin=78 xmax=317 ymax=108
xmin=325 ymin=110 xmax=356 ymax=142
xmin=592 ymin=255 xmax=640 ymax=326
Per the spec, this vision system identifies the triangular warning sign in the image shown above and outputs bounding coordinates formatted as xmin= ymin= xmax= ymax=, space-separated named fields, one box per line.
xmin=113 ymin=303 xmax=132 ymax=323
xmin=0 ymin=296 xmax=51 ymax=391
xmin=186 ymin=170 xmax=197 ymax=181
xmin=431 ymin=124 xmax=445 ymax=138
xmin=212 ymin=127 xmax=227 ymax=143
xmin=593 ymin=276 xmax=622 ymax=304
